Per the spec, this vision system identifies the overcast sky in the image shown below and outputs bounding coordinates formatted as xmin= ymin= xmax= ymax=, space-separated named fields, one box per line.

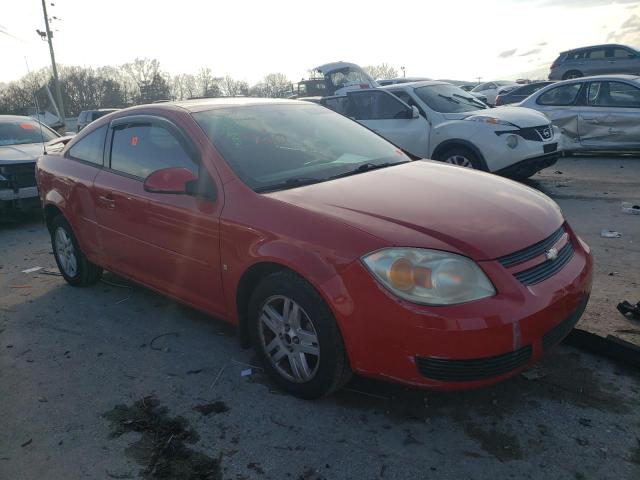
xmin=1 ymin=0 xmax=639 ymax=84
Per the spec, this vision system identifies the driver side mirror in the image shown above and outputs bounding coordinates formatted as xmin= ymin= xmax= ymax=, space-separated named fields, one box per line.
xmin=411 ymin=105 xmax=420 ymax=119
xmin=144 ymin=167 xmax=198 ymax=195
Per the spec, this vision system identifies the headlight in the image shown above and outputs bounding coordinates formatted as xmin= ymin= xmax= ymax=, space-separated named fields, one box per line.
xmin=465 ymin=115 xmax=516 ymax=127
xmin=362 ymin=248 xmax=496 ymax=306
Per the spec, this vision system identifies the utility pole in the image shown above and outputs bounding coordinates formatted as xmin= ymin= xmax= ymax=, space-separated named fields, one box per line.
xmin=40 ymin=0 xmax=65 ymax=130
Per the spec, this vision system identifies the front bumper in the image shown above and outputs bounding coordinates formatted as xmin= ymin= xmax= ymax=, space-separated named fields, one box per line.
xmin=0 ymin=186 xmax=41 ymax=214
xmin=320 ymin=226 xmax=593 ymax=390
xmin=495 ymin=150 xmax=560 ymax=179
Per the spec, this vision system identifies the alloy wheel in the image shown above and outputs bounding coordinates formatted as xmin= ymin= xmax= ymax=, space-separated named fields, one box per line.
xmin=258 ymin=295 xmax=320 ymax=383
xmin=444 ymin=154 xmax=474 ymax=168
xmin=54 ymin=227 xmax=77 ymax=277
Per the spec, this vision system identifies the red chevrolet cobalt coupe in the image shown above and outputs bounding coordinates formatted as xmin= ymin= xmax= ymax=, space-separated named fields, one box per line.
xmin=36 ymin=99 xmax=592 ymax=398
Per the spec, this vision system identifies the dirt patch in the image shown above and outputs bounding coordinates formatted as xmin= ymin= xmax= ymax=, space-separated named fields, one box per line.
xmin=459 ymin=420 xmax=523 ymax=462
xmin=103 ymin=396 xmax=221 ymax=479
xmin=193 ymin=402 xmax=229 ymax=416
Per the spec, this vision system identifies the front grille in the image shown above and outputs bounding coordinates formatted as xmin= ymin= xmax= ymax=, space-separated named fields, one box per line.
xmin=498 ymin=225 xmax=566 ymax=268
xmin=543 ymin=142 xmax=558 ymax=154
xmin=497 ymin=124 xmax=553 ymax=142
xmin=0 ymin=163 xmax=37 ymax=189
xmin=416 ymin=345 xmax=532 ymax=382
xmin=514 ymin=242 xmax=574 ymax=285
xmin=542 ymin=296 xmax=589 ymax=350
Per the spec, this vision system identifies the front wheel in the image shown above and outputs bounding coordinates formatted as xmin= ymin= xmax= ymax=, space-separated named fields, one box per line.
xmin=437 ymin=146 xmax=484 ymax=170
xmin=248 ymin=271 xmax=351 ymax=399
xmin=50 ymin=215 xmax=103 ymax=286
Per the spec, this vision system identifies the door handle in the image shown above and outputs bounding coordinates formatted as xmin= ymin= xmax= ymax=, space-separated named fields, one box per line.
xmin=98 ymin=194 xmax=115 ymax=209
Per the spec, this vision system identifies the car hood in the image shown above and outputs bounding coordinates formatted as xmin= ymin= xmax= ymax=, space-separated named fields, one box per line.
xmin=268 ymin=161 xmax=564 ymax=261
xmin=442 ymin=106 xmax=550 ymax=127
xmin=0 ymin=143 xmax=44 ymax=165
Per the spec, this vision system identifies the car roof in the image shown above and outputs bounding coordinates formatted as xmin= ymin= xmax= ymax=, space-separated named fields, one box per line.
xmin=380 ymin=80 xmax=450 ymax=89
xmin=561 ymin=43 xmax=636 ymax=54
xmin=551 ymin=74 xmax=640 ymax=84
xmin=125 ymin=97 xmax=314 ymax=114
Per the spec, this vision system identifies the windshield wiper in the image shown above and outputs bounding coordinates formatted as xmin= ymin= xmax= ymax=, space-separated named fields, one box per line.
xmin=453 ymin=93 xmax=485 ymax=106
xmin=330 ymin=161 xmax=408 ymax=180
xmin=255 ymin=177 xmax=322 ymax=193
xmin=438 ymin=94 xmax=460 ymax=104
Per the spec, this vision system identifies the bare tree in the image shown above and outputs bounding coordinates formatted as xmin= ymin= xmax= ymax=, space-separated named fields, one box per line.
xmin=363 ymin=63 xmax=398 ymax=80
xmin=219 ymin=76 xmax=248 ymax=97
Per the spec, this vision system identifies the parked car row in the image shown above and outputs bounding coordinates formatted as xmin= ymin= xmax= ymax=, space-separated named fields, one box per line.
xmin=320 ymin=81 xmax=561 ymax=179
xmin=35 ymin=98 xmax=593 ymax=398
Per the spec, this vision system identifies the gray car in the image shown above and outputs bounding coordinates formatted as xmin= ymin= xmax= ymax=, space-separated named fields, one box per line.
xmin=518 ymin=75 xmax=640 ymax=153
xmin=549 ymin=44 xmax=640 ymax=80
xmin=0 ymin=115 xmax=61 ymax=216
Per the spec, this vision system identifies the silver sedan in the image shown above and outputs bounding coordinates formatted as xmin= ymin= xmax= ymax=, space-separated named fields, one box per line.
xmin=518 ymin=75 xmax=640 ymax=153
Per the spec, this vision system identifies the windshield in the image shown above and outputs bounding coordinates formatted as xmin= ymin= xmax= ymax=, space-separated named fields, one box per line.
xmin=414 ymin=85 xmax=487 ymax=113
xmin=193 ymin=104 xmax=410 ymax=192
xmin=0 ymin=119 xmax=59 ymax=146
xmin=327 ymin=68 xmax=370 ymax=88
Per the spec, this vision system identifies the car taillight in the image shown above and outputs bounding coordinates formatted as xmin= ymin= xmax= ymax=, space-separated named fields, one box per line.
xmin=360 ymin=83 xmax=369 ymax=89
xmin=495 ymin=96 xmax=503 ymax=106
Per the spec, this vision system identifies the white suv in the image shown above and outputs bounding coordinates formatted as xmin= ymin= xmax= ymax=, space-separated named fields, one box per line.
xmin=321 ymin=81 xmax=561 ymax=179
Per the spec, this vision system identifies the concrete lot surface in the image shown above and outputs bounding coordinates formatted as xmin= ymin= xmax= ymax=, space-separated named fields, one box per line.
xmin=1 ymin=156 xmax=639 ymax=480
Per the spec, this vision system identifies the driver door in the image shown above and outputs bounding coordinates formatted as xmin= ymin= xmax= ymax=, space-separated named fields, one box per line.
xmin=92 ymin=115 xmax=226 ymax=317
xmin=345 ymin=90 xmax=430 ymax=158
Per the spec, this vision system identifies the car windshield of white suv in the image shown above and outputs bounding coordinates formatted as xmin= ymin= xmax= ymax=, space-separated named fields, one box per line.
xmin=193 ymin=104 xmax=410 ymax=192
xmin=0 ymin=120 xmax=59 ymax=146
xmin=414 ymin=85 xmax=488 ymax=113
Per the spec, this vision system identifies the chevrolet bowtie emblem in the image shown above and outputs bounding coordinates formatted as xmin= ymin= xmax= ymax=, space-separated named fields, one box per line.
xmin=545 ymin=247 xmax=558 ymax=260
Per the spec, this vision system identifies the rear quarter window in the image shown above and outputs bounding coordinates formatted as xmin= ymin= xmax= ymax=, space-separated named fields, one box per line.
xmin=67 ymin=125 xmax=107 ymax=165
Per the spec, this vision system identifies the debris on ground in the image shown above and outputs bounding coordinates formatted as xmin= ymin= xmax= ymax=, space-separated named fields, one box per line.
xmin=20 ymin=439 xmax=32 ymax=447
xmin=240 ymin=368 xmax=252 ymax=377
xmin=193 ymin=401 xmax=230 ymax=416
xmin=149 ymin=332 xmax=180 ymax=352
xmin=617 ymin=301 xmax=640 ymax=320
xmin=521 ymin=367 xmax=547 ymax=381
xmin=21 ymin=266 xmax=42 ymax=273
xmin=103 ymin=396 xmax=221 ymax=479
xmin=621 ymin=202 xmax=640 ymax=215
xmin=600 ymin=229 xmax=622 ymax=238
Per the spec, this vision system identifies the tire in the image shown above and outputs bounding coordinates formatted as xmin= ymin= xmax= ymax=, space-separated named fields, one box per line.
xmin=248 ymin=270 xmax=352 ymax=399
xmin=562 ymin=70 xmax=582 ymax=80
xmin=50 ymin=215 xmax=103 ymax=286
xmin=437 ymin=146 xmax=485 ymax=170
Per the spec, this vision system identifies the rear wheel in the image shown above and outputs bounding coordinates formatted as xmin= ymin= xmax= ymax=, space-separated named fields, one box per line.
xmin=248 ymin=271 xmax=351 ymax=399
xmin=438 ymin=146 xmax=484 ymax=170
xmin=562 ymin=70 xmax=582 ymax=80
xmin=50 ymin=215 xmax=102 ymax=286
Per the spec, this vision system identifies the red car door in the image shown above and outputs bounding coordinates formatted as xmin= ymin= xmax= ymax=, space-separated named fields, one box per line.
xmin=92 ymin=115 xmax=226 ymax=317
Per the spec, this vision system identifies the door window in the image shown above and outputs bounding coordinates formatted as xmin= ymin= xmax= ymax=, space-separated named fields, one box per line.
xmin=587 ymin=48 xmax=606 ymax=59
xmin=347 ymin=91 xmax=410 ymax=120
xmin=611 ymin=48 xmax=635 ymax=59
xmin=67 ymin=125 xmax=107 ymax=165
xmin=587 ymin=81 xmax=640 ymax=108
xmin=109 ymin=123 xmax=198 ymax=179
xmin=537 ymin=83 xmax=582 ymax=106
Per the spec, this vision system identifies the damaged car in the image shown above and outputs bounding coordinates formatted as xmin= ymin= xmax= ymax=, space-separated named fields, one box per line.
xmin=0 ymin=115 xmax=63 ymax=217
xmin=518 ymin=75 xmax=640 ymax=153
xmin=322 ymin=81 xmax=562 ymax=179
xmin=292 ymin=62 xmax=378 ymax=98
xmin=37 ymin=99 xmax=592 ymax=399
